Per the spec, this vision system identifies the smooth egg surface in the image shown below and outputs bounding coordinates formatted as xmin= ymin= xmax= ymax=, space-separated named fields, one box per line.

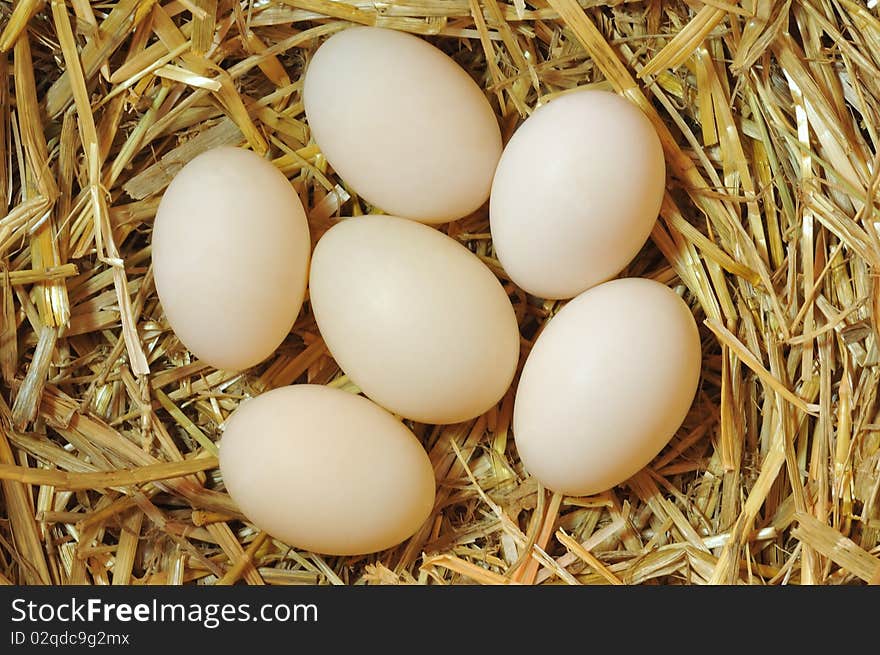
xmin=152 ymin=147 xmax=310 ymax=371
xmin=513 ymin=278 xmax=701 ymax=496
xmin=490 ymin=90 xmax=666 ymax=299
xmin=309 ymin=215 xmax=520 ymax=424
xmin=303 ymin=27 xmax=502 ymax=224
xmin=219 ymin=385 xmax=436 ymax=555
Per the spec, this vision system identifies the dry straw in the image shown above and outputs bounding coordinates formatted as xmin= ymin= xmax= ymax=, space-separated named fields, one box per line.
xmin=0 ymin=0 xmax=878 ymax=585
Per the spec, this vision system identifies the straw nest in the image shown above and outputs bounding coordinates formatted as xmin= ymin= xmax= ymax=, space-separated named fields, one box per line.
xmin=0 ymin=0 xmax=879 ymax=586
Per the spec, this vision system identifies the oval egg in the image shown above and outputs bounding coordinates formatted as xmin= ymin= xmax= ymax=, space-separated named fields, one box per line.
xmin=303 ymin=27 xmax=502 ymax=224
xmin=309 ymin=215 xmax=520 ymax=424
xmin=219 ymin=385 xmax=436 ymax=555
xmin=152 ymin=147 xmax=311 ymax=371
xmin=513 ymin=278 xmax=701 ymax=496
xmin=490 ymin=90 xmax=666 ymax=299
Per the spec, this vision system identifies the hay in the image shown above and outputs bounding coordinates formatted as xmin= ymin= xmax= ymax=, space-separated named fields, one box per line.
xmin=0 ymin=0 xmax=878 ymax=585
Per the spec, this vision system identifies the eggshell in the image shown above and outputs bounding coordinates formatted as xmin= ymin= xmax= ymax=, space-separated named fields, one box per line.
xmin=303 ymin=27 xmax=502 ymax=224
xmin=513 ymin=278 xmax=700 ymax=496
xmin=490 ymin=90 xmax=666 ymax=299
xmin=309 ymin=215 xmax=520 ymax=424
xmin=219 ymin=385 xmax=436 ymax=555
xmin=152 ymin=147 xmax=310 ymax=371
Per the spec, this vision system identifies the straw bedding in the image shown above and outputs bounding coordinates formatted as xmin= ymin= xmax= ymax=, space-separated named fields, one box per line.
xmin=0 ymin=0 xmax=879 ymax=585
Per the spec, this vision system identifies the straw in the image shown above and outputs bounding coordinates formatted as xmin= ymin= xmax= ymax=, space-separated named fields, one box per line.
xmin=0 ymin=0 xmax=878 ymax=585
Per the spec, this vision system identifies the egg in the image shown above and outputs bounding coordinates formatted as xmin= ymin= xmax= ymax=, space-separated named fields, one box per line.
xmin=490 ymin=90 xmax=666 ymax=300
xmin=219 ymin=384 xmax=436 ymax=555
xmin=513 ymin=278 xmax=700 ymax=496
xmin=152 ymin=147 xmax=310 ymax=371
xmin=303 ymin=27 xmax=502 ymax=224
xmin=309 ymin=215 xmax=519 ymax=424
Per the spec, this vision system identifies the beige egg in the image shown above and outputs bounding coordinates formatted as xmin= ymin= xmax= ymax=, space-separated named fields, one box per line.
xmin=219 ymin=384 xmax=436 ymax=555
xmin=303 ymin=27 xmax=502 ymax=224
xmin=309 ymin=215 xmax=519 ymax=424
xmin=152 ymin=147 xmax=310 ymax=371
xmin=490 ymin=90 xmax=666 ymax=299
xmin=513 ymin=278 xmax=701 ymax=496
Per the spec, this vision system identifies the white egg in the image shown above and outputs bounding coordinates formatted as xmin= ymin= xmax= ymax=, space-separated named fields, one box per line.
xmin=514 ymin=278 xmax=701 ymax=496
xmin=304 ymin=27 xmax=502 ymax=224
xmin=152 ymin=147 xmax=310 ymax=371
xmin=220 ymin=385 xmax=436 ymax=555
xmin=309 ymin=215 xmax=520 ymax=424
xmin=491 ymin=90 xmax=666 ymax=299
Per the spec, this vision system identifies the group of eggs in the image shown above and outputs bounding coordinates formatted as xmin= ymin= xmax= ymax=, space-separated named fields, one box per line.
xmin=151 ymin=27 xmax=702 ymax=556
